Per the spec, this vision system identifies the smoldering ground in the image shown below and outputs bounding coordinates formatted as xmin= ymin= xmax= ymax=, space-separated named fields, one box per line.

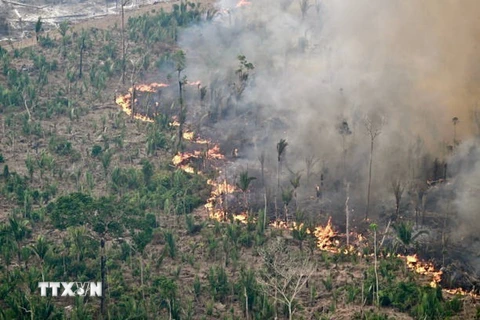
xmin=174 ymin=0 xmax=480 ymax=277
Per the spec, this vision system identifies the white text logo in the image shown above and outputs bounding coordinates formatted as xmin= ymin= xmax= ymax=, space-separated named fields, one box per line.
xmin=38 ymin=282 xmax=102 ymax=297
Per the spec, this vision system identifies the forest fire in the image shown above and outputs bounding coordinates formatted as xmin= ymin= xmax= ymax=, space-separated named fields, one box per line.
xmin=403 ymin=254 xmax=443 ymax=288
xmin=269 ymin=217 xmax=341 ymax=253
xmin=204 ymin=179 xmax=237 ymax=220
xmin=115 ymin=82 xmax=169 ymax=121
xmin=313 ymin=217 xmax=340 ymax=252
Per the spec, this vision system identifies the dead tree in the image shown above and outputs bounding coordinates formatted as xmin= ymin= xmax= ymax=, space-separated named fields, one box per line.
xmin=258 ymin=152 xmax=268 ymax=228
xmin=304 ymin=154 xmax=318 ymax=186
xmin=299 ymin=0 xmax=311 ymax=20
xmin=452 ymin=117 xmax=459 ymax=148
xmin=258 ymin=238 xmax=315 ymax=320
xmin=364 ymin=115 xmax=384 ymax=220
xmin=338 ymin=120 xmax=352 ymax=178
xmin=121 ymin=0 xmax=131 ymax=84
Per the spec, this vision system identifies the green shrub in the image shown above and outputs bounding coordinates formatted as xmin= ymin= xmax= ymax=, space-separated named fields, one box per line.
xmin=47 ymin=192 xmax=94 ymax=229
xmin=91 ymin=145 xmax=102 ymax=157
xmin=164 ymin=230 xmax=177 ymax=258
xmin=193 ymin=275 xmax=201 ymax=298
xmin=208 ymin=266 xmax=230 ymax=302
xmin=185 ymin=214 xmax=203 ymax=235
xmin=49 ymin=136 xmax=73 ymax=156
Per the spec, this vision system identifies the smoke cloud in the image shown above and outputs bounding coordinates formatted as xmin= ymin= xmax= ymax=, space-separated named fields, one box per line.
xmin=178 ymin=0 xmax=480 ymax=236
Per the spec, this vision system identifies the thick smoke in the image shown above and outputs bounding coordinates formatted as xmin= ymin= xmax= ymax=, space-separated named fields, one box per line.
xmin=179 ymin=0 xmax=480 ymax=233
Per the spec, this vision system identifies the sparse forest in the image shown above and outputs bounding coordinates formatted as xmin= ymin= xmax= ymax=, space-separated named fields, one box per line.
xmin=0 ymin=0 xmax=480 ymax=320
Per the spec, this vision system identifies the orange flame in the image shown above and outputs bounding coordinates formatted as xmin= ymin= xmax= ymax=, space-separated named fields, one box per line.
xmin=115 ymin=82 xmax=169 ymax=122
xmin=187 ymin=80 xmax=202 ymax=86
xmin=313 ymin=217 xmax=340 ymax=252
xmin=204 ymin=178 xmax=237 ymax=220
xmin=236 ymin=0 xmax=251 ymax=7
xmin=403 ymin=254 xmax=443 ymax=288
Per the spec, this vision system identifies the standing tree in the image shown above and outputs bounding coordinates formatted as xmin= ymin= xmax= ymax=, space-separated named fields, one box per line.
xmin=369 ymin=223 xmax=379 ymax=307
xmin=236 ymin=170 xmax=256 ymax=214
xmin=299 ymin=0 xmax=311 ymax=20
xmin=121 ymin=0 xmax=131 ymax=84
xmin=304 ymin=154 xmax=318 ymax=186
xmin=289 ymin=171 xmax=301 ymax=210
xmin=452 ymin=117 xmax=459 ymax=148
xmin=173 ymin=50 xmax=187 ymax=153
xmin=58 ymin=21 xmax=70 ymax=58
xmin=258 ymin=238 xmax=315 ymax=320
xmin=258 ymin=152 xmax=268 ymax=228
xmin=234 ymin=55 xmax=254 ymax=100
xmin=276 ymin=139 xmax=288 ymax=219
xmin=364 ymin=116 xmax=384 ymax=219
xmin=338 ymin=120 xmax=352 ymax=177
xmin=281 ymin=188 xmax=293 ymax=223
xmin=77 ymin=29 xmax=89 ymax=79
xmin=391 ymin=177 xmax=405 ymax=221
xmin=35 ymin=17 xmax=43 ymax=42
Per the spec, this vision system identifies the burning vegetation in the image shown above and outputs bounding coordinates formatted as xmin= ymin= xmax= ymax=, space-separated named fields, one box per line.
xmin=3 ymin=0 xmax=480 ymax=318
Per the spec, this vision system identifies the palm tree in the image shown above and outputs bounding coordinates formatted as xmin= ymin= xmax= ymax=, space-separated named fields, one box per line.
xmin=8 ymin=216 xmax=30 ymax=264
xmin=67 ymin=226 xmax=88 ymax=262
xmin=393 ymin=221 xmax=428 ymax=253
xmin=236 ymin=170 xmax=256 ymax=214
xmin=30 ymin=236 xmax=50 ymax=281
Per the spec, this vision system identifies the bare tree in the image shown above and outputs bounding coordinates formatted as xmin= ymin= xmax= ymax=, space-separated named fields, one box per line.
xmin=338 ymin=120 xmax=352 ymax=178
xmin=304 ymin=154 xmax=318 ymax=186
xmin=258 ymin=238 xmax=315 ymax=320
xmin=345 ymin=182 xmax=350 ymax=247
xmin=299 ymin=0 xmax=311 ymax=20
xmin=314 ymin=0 xmax=321 ymax=15
xmin=380 ymin=175 xmax=405 ymax=247
xmin=452 ymin=116 xmax=459 ymax=148
xmin=364 ymin=115 xmax=384 ymax=219
xmin=472 ymin=104 xmax=480 ymax=137
xmin=121 ymin=0 xmax=131 ymax=84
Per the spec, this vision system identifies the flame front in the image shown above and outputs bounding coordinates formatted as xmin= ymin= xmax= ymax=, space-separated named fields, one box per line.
xmin=313 ymin=217 xmax=340 ymax=252
xmin=204 ymin=179 xmax=237 ymax=220
xmin=115 ymin=82 xmax=169 ymax=122
xmin=403 ymin=254 xmax=443 ymax=288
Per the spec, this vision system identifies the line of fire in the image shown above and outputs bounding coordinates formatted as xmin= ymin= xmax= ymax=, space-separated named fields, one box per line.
xmin=115 ymin=76 xmax=479 ymax=300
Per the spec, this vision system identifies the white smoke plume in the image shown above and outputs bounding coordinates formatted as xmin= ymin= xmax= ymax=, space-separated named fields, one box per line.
xmin=178 ymin=0 xmax=480 ymax=232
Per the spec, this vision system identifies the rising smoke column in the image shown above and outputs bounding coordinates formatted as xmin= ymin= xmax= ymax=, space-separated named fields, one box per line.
xmin=179 ymin=0 xmax=480 ymax=223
